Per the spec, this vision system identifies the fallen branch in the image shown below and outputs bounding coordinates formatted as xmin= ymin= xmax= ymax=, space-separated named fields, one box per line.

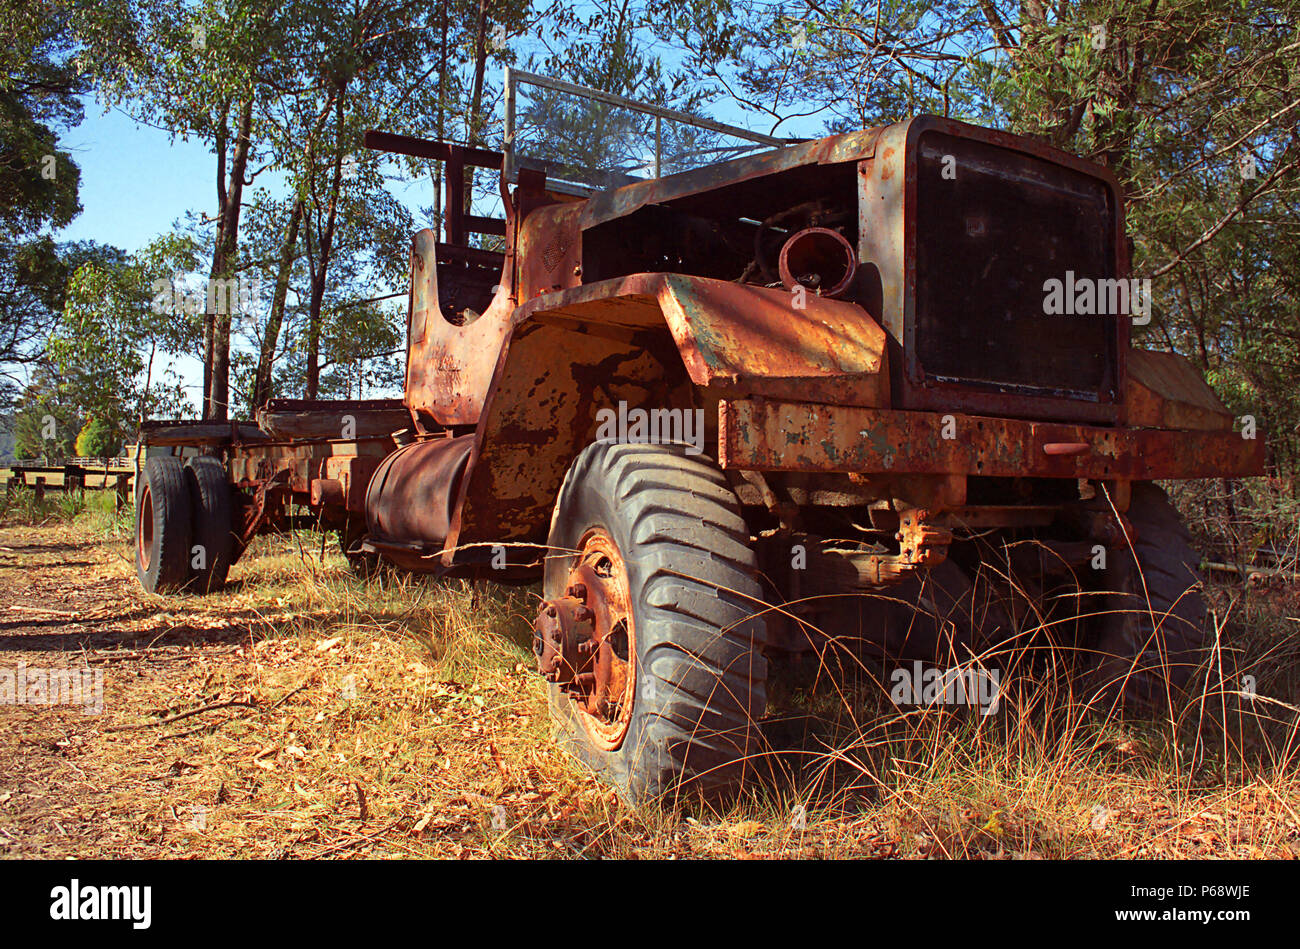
xmin=305 ymin=820 xmax=401 ymax=859
xmin=270 ymin=679 xmax=314 ymax=709
xmin=1204 ymin=561 xmax=1299 ymax=581
xmin=107 ymin=699 xmax=259 ymax=732
xmin=10 ymin=604 xmax=78 ymax=617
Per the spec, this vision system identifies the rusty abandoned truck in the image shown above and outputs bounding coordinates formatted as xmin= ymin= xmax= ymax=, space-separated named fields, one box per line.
xmin=134 ymin=74 xmax=1264 ymax=801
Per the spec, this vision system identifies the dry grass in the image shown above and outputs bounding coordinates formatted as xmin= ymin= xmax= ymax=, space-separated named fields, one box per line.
xmin=1 ymin=493 xmax=1298 ymax=859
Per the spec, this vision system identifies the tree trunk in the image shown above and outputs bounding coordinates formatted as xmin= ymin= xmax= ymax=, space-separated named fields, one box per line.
xmin=202 ymin=105 xmax=230 ymax=419
xmin=305 ymin=92 xmax=347 ymax=400
xmin=207 ymin=96 xmax=254 ymax=421
xmin=462 ymin=0 xmax=490 ymax=214
xmin=468 ymin=0 xmax=489 ymax=144
xmin=251 ymin=197 xmax=303 ymax=410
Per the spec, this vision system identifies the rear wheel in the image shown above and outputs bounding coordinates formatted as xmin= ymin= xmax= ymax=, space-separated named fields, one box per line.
xmin=135 ymin=456 xmax=194 ymax=594
xmin=185 ymin=457 xmax=236 ymax=593
xmin=1089 ymin=482 xmax=1210 ymax=711
xmin=537 ymin=442 xmax=768 ymax=803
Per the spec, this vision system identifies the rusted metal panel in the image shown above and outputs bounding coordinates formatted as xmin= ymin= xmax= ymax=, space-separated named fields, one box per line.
xmin=654 ymin=275 xmax=888 ymax=404
xmin=435 ymin=274 xmax=891 ymax=557
xmin=1125 ymin=348 xmax=1234 ymax=430
xmin=508 ymin=273 xmax=889 ymax=405
xmin=445 ymin=315 xmax=683 ymax=556
xmin=364 ymin=435 xmax=474 ymax=564
xmin=516 ymin=201 xmax=584 ymax=299
xmin=718 ymin=399 xmax=1265 ymax=480
xmin=402 ymin=227 xmax=514 ymax=427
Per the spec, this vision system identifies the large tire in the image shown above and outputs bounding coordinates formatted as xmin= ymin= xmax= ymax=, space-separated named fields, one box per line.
xmin=185 ymin=456 xmax=236 ymax=593
xmin=1089 ymin=482 xmax=1209 ymax=711
xmin=135 ymin=456 xmax=194 ymax=594
xmin=544 ymin=442 xmax=768 ymax=803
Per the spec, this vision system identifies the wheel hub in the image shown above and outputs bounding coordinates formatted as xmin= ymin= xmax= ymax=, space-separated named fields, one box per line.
xmin=137 ymin=484 xmax=155 ymax=571
xmin=532 ymin=530 xmax=635 ymax=748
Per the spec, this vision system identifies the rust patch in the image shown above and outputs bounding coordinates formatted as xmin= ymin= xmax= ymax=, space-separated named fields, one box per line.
xmin=718 ymin=399 xmax=1265 ymax=481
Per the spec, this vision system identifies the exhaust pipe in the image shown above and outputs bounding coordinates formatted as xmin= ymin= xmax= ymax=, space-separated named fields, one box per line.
xmin=778 ymin=227 xmax=857 ymax=298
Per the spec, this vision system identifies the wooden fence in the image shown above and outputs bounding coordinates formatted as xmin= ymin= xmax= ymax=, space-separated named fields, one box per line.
xmin=4 ymin=461 xmax=135 ymax=510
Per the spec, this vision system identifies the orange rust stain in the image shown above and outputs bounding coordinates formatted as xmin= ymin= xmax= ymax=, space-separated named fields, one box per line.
xmin=880 ymin=147 xmax=897 ymax=180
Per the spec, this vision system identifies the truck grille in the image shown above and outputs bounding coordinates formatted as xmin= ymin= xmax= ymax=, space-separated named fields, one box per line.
xmin=913 ymin=131 xmax=1118 ymax=400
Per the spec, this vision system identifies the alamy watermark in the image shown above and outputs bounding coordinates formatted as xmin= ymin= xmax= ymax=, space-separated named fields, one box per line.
xmin=889 ymin=661 xmax=1001 ymax=716
xmin=1 ymin=662 xmax=103 ymax=714
xmin=595 ymin=401 xmax=706 ymax=456
xmin=1043 ymin=272 xmax=1151 ymax=325
xmin=151 ymin=275 xmax=264 ymax=317
xmin=50 ymin=879 xmax=151 ymax=929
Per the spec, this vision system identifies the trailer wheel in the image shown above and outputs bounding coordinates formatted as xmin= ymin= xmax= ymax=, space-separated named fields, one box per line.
xmin=135 ymin=456 xmax=194 ymax=594
xmin=185 ymin=456 xmax=236 ymax=593
xmin=538 ymin=442 xmax=768 ymax=803
xmin=1089 ymin=482 xmax=1210 ymax=711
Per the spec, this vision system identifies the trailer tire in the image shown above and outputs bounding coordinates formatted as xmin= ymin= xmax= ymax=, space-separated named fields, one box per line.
xmin=543 ymin=442 xmax=768 ymax=804
xmin=1088 ymin=482 xmax=1210 ymax=711
xmin=135 ymin=456 xmax=194 ymax=594
xmin=185 ymin=457 xmax=236 ymax=593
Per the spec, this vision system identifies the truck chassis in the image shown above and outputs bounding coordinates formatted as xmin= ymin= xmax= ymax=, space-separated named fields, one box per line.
xmin=135 ymin=80 xmax=1266 ymax=803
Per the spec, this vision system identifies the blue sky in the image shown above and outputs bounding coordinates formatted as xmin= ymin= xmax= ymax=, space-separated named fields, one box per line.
xmin=57 ymin=104 xmax=214 ymax=253
xmin=56 ymin=103 xmax=215 ymax=412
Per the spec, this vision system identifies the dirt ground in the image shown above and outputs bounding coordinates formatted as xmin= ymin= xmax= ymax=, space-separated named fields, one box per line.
xmin=0 ymin=522 xmax=896 ymax=858
xmin=2 ymin=520 xmax=1299 ymax=860
xmin=0 ymin=522 xmax=611 ymax=858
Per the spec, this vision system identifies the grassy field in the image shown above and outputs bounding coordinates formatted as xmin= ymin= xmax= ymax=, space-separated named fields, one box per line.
xmin=1 ymin=492 xmax=1298 ymax=859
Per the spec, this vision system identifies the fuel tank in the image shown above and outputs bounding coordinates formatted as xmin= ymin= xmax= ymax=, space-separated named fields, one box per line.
xmin=364 ymin=434 xmax=474 ymax=566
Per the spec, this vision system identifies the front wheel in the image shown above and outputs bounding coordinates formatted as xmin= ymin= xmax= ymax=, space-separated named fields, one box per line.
xmin=537 ymin=442 xmax=768 ymax=803
xmin=1089 ymin=482 xmax=1211 ymax=711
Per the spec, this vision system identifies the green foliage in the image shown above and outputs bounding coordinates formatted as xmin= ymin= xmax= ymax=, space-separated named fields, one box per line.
xmin=74 ymin=415 xmax=120 ymax=457
xmin=0 ymin=0 xmax=97 ymax=390
xmin=0 ymin=0 xmax=86 ymax=236
xmin=47 ymin=252 xmax=191 ymax=438
xmin=11 ymin=367 xmax=77 ymax=461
